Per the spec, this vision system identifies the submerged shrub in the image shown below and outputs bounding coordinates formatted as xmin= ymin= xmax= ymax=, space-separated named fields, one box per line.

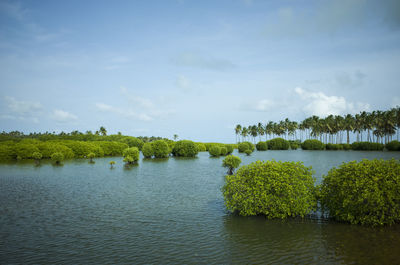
xmin=87 ymin=152 xmax=95 ymax=163
xmin=196 ymin=143 xmax=207 ymax=152
xmin=172 ymin=140 xmax=198 ymax=157
xmin=14 ymin=143 xmax=40 ymax=159
xmin=325 ymin=143 xmax=343 ymax=150
xmin=301 ymin=139 xmax=325 ymax=150
xmin=141 ymin=142 xmax=154 ymax=158
xmin=152 ymin=140 xmax=170 ymax=158
xmin=32 ymin=152 xmax=42 ymax=164
xmin=267 ymin=138 xmax=290 ymax=150
xmin=51 ymin=152 xmax=64 ymax=164
xmin=386 ymin=140 xmax=400 ymax=151
xmin=340 ymin=143 xmax=351 ymax=150
xmin=225 ymin=144 xmax=234 ymax=154
xmin=351 ymin=142 xmax=384 ymax=151
xmin=209 ymin=145 xmax=221 ymax=157
xmin=244 ymin=149 xmax=252 ymax=156
xmin=122 ymin=147 xmax=140 ymax=164
xmin=238 ymin=142 xmax=255 ymax=153
xmin=109 ymin=161 xmax=115 ymax=169
xmin=289 ymin=140 xmax=300 ymax=150
xmin=220 ymin=146 xmax=228 ymax=156
xmin=256 ymin=141 xmax=268 ymax=151
xmin=319 ymin=159 xmax=400 ymax=226
xmin=223 ymin=160 xmax=317 ymax=218
xmin=222 ymin=155 xmax=241 ymax=175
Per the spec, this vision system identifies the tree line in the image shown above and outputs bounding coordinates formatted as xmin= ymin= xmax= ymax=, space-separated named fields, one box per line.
xmin=235 ymin=107 xmax=400 ymax=145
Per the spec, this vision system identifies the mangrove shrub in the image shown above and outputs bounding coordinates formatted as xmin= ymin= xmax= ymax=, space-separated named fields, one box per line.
xmin=122 ymin=147 xmax=140 ymax=164
xmin=141 ymin=142 xmax=154 ymax=158
xmin=223 ymin=160 xmax=317 ymax=218
xmin=51 ymin=152 xmax=64 ymax=164
xmin=152 ymin=140 xmax=170 ymax=158
xmin=301 ymin=139 xmax=325 ymax=150
xmin=209 ymin=145 xmax=221 ymax=157
xmin=267 ymin=138 xmax=289 ymax=150
xmin=256 ymin=141 xmax=268 ymax=151
xmin=172 ymin=140 xmax=198 ymax=157
xmin=319 ymin=159 xmax=400 ymax=226
xmin=351 ymin=142 xmax=384 ymax=151
xmin=222 ymin=155 xmax=241 ymax=175
xmin=238 ymin=142 xmax=255 ymax=153
xmin=386 ymin=140 xmax=400 ymax=151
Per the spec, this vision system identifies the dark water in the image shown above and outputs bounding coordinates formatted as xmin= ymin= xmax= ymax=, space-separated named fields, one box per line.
xmin=1 ymin=150 xmax=400 ymax=264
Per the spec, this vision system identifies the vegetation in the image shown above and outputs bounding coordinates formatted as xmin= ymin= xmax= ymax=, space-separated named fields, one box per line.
xmin=386 ymin=140 xmax=400 ymax=151
xmin=238 ymin=141 xmax=255 ymax=153
xmin=195 ymin=143 xmax=207 ymax=152
xmin=209 ymin=146 xmax=221 ymax=157
xmin=351 ymin=142 xmax=384 ymax=151
xmin=122 ymin=147 xmax=140 ymax=165
xmin=223 ymin=160 xmax=317 ymax=218
xmin=234 ymin=107 xmax=400 ymax=145
xmin=325 ymin=143 xmax=343 ymax=150
xmin=301 ymin=139 xmax=325 ymax=150
xmin=109 ymin=161 xmax=115 ymax=169
xmin=256 ymin=141 xmax=268 ymax=151
xmin=267 ymin=138 xmax=289 ymax=150
xmin=141 ymin=142 xmax=154 ymax=158
xmin=152 ymin=140 xmax=170 ymax=158
xmin=220 ymin=146 xmax=228 ymax=156
xmin=32 ymin=151 xmax=42 ymax=164
xmin=51 ymin=152 xmax=64 ymax=165
xmin=222 ymin=155 xmax=241 ymax=175
xmin=172 ymin=140 xmax=198 ymax=157
xmin=87 ymin=152 xmax=95 ymax=163
xmin=319 ymin=159 xmax=400 ymax=226
xmin=289 ymin=140 xmax=300 ymax=150
xmin=244 ymin=149 xmax=252 ymax=156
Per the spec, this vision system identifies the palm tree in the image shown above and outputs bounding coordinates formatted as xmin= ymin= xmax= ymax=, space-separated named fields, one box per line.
xmin=250 ymin=125 xmax=258 ymax=143
xmin=235 ymin=125 xmax=242 ymax=143
xmin=265 ymin=121 xmax=274 ymax=140
xmin=99 ymin=126 xmax=107 ymax=136
xmin=241 ymin=127 xmax=248 ymax=142
xmin=344 ymin=114 xmax=355 ymax=144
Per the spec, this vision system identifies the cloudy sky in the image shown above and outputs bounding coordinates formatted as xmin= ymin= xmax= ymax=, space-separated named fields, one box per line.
xmin=0 ymin=0 xmax=399 ymax=142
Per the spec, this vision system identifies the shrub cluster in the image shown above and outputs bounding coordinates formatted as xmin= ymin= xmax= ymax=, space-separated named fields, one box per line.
xmin=325 ymin=143 xmax=343 ymax=150
xmin=301 ymin=139 xmax=325 ymax=150
xmin=152 ymin=140 xmax=170 ymax=158
xmin=208 ymin=144 xmax=234 ymax=157
xmin=238 ymin=142 xmax=255 ymax=153
xmin=122 ymin=147 xmax=140 ymax=164
xmin=256 ymin=141 xmax=268 ymax=151
xmin=172 ymin=140 xmax=198 ymax=157
xmin=351 ymin=142 xmax=384 ymax=151
xmin=267 ymin=138 xmax=290 ymax=150
xmin=386 ymin=140 xmax=400 ymax=151
xmin=223 ymin=160 xmax=317 ymax=218
xmin=195 ymin=143 xmax=207 ymax=152
xmin=142 ymin=142 xmax=154 ymax=158
xmin=319 ymin=159 xmax=400 ymax=226
xmin=222 ymin=155 xmax=241 ymax=175
xmin=289 ymin=140 xmax=300 ymax=150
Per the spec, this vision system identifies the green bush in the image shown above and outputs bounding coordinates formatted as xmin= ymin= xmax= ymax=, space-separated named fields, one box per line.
xmin=196 ymin=143 xmax=207 ymax=152
xmin=172 ymin=140 xmax=198 ymax=157
xmin=222 ymin=155 xmax=241 ymax=175
xmin=122 ymin=147 xmax=140 ymax=164
xmin=351 ymin=142 xmax=384 ymax=151
xmin=109 ymin=161 xmax=115 ymax=168
xmin=267 ymin=138 xmax=290 ymax=150
xmin=225 ymin=144 xmax=234 ymax=154
xmin=386 ymin=140 xmax=400 ymax=151
xmin=141 ymin=142 xmax=154 ymax=158
xmin=289 ymin=140 xmax=300 ymax=150
xmin=0 ymin=142 xmax=16 ymax=160
xmin=256 ymin=141 xmax=268 ymax=151
xmin=325 ymin=143 xmax=343 ymax=150
xmin=340 ymin=143 xmax=351 ymax=150
xmin=37 ymin=142 xmax=74 ymax=159
xmin=95 ymin=141 xmax=128 ymax=156
xmin=244 ymin=149 xmax=252 ymax=156
xmin=209 ymin=145 xmax=221 ymax=157
xmin=152 ymin=140 xmax=170 ymax=158
xmin=220 ymin=146 xmax=228 ymax=156
xmin=238 ymin=142 xmax=255 ymax=153
xmin=120 ymin=137 xmax=144 ymax=150
xmin=14 ymin=143 xmax=40 ymax=159
xmin=223 ymin=160 xmax=317 ymax=218
xmin=87 ymin=152 xmax=95 ymax=163
xmin=301 ymin=139 xmax=325 ymax=150
xmin=319 ymin=159 xmax=400 ymax=226
xmin=32 ymin=152 xmax=42 ymax=163
xmin=51 ymin=152 xmax=64 ymax=164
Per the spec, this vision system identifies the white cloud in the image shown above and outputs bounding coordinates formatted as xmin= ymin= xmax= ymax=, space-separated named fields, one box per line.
xmin=5 ymin=96 xmax=42 ymax=115
xmin=95 ymin=102 xmax=153 ymax=121
xmin=51 ymin=109 xmax=78 ymax=123
xmin=95 ymin=102 xmax=113 ymax=111
xmin=295 ymin=87 xmax=369 ymax=117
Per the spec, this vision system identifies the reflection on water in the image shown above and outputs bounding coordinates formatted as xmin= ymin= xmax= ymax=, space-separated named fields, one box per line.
xmin=1 ymin=150 xmax=400 ymax=264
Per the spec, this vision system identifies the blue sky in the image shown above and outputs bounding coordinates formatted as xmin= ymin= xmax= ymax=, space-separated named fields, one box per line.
xmin=0 ymin=0 xmax=400 ymax=142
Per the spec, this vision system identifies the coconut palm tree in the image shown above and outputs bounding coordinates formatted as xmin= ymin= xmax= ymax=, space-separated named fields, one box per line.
xmin=235 ymin=125 xmax=242 ymax=143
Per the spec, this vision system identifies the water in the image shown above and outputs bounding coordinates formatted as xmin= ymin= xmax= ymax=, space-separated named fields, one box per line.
xmin=1 ymin=150 xmax=400 ymax=264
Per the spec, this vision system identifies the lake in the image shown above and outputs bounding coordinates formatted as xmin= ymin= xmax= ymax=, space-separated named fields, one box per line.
xmin=1 ymin=150 xmax=400 ymax=264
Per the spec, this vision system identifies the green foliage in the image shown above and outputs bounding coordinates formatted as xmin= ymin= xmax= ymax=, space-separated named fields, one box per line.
xmin=209 ymin=145 xmax=221 ymax=157
xmin=14 ymin=143 xmax=40 ymax=159
xmin=120 ymin=137 xmax=144 ymax=150
xmin=222 ymin=155 xmax=241 ymax=175
xmin=62 ymin=140 xmax=104 ymax=158
xmin=301 ymin=139 xmax=325 ymax=150
xmin=32 ymin=152 xmax=42 ymax=161
xmin=172 ymin=140 xmax=198 ymax=157
xmin=225 ymin=144 xmax=234 ymax=154
xmin=351 ymin=142 xmax=384 ymax=151
xmin=220 ymin=146 xmax=228 ymax=156
xmin=122 ymin=147 xmax=140 ymax=164
xmin=195 ymin=143 xmax=207 ymax=152
xmin=340 ymin=143 xmax=351 ymax=150
xmin=386 ymin=140 xmax=400 ymax=151
xmin=238 ymin=141 xmax=255 ymax=153
xmin=267 ymin=138 xmax=290 ymax=150
xmin=325 ymin=143 xmax=343 ymax=150
xmin=95 ymin=141 xmax=128 ymax=156
xmin=0 ymin=141 xmax=16 ymax=160
xmin=87 ymin=152 xmax=95 ymax=163
xmin=152 ymin=140 xmax=170 ymax=158
xmin=319 ymin=159 xmax=400 ymax=226
xmin=51 ymin=152 xmax=64 ymax=164
xmin=289 ymin=140 xmax=300 ymax=150
xmin=256 ymin=141 xmax=268 ymax=151
xmin=223 ymin=160 xmax=317 ymax=218
xmin=141 ymin=142 xmax=154 ymax=158
xmin=37 ymin=142 xmax=75 ymax=159
xmin=109 ymin=161 xmax=115 ymax=168
xmin=244 ymin=149 xmax=252 ymax=156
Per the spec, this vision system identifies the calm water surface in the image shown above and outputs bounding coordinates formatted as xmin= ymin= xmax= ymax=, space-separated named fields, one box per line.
xmin=1 ymin=150 xmax=400 ymax=264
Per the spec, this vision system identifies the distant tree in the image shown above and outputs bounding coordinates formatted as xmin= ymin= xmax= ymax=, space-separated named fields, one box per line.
xmin=32 ymin=152 xmax=42 ymax=165
xmin=51 ymin=152 xmax=64 ymax=165
xmin=99 ymin=126 xmax=107 ymax=136
xmin=173 ymin=134 xmax=179 ymax=141
xmin=222 ymin=155 xmax=241 ymax=175
xmin=87 ymin=152 xmax=95 ymax=163
xmin=109 ymin=161 xmax=115 ymax=169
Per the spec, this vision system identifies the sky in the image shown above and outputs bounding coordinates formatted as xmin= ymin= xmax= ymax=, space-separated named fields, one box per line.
xmin=0 ymin=0 xmax=400 ymax=142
